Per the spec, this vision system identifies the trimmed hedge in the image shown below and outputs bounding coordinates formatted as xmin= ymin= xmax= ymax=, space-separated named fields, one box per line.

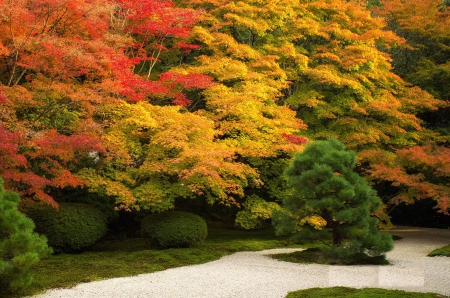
xmin=23 ymin=203 xmax=107 ymax=253
xmin=141 ymin=211 xmax=207 ymax=249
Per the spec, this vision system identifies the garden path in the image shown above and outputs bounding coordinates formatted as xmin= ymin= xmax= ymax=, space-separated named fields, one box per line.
xmin=31 ymin=226 xmax=450 ymax=298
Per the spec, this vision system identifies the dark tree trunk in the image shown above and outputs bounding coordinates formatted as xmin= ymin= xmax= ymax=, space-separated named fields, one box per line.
xmin=332 ymin=223 xmax=341 ymax=245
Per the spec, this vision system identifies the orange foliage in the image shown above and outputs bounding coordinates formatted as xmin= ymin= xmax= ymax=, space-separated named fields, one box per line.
xmin=360 ymin=146 xmax=450 ymax=214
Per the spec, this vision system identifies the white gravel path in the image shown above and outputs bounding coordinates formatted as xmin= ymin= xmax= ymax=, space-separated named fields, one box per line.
xmin=31 ymin=226 xmax=450 ymax=298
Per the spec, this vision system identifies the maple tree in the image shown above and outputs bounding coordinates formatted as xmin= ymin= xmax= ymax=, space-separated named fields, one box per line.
xmin=0 ymin=0 xmax=205 ymax=207
xmin=82 ymin=101 xmax=261 ymax=212
xmin=0 ymin=0 xmax=116 ymax=205
xmin=172 ymin=0 xmax=309 ymax=226
xmin=268 ymin=0 xmax=439 ymax=148
xmin=179 ymin=0 xmax=450 ymax=222
xmin=359 ymin=0 xmax=450 ymax=216
xmin=0 ymin=0 xmax=448 ymax=226
xmin=257 ymin=0 xmax=448 ymax=216
xmin=373 ymin=0 xmax=450 ymax=129
xmin=360 ymin=145 xmax=450 ymax=215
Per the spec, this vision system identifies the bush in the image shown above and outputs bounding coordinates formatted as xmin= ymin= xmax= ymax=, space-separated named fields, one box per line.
xmin=49 ymin=186 xmax=118 ymax=224
xmin=0 ymin=178 xmax=52 ymax=294
xmin=23 ymin=203 xmax=107 ymax=253
xmin=141 ymin=211 xmax=207 ymax=248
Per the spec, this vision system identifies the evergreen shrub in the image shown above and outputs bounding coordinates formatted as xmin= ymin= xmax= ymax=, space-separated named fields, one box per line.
xmin=0 ymin=178 xmax=52 ymax=293
xmin=141 ymin=211 xmax=207 ymax=248
xmin=273 ymin=138 xmax=394 ymax=258
xmin=23 ymin=203 xmax=107 ymax=253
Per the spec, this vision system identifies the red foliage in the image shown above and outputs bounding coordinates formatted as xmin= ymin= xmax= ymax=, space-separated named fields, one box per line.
xmin=172 ymin=93 xmax=192 ymax=107
xmin=160 ymin=72 xmax=215 ymax=89
xmin=117 ymin=71 xmax=170 ymax=101
xmin=282 ymin=133 xmax=308 ymax=145
xmin=0 ymin=125 xmax=27 ymax=170
xmin=175 ymin=42 xmax=201 ymax=54
xmin=0 ymin=126 xmax=105 ymax=206
xmin=117 ymin=0 xmax=200 ymax=39
xmin=0 ymin=90 xmax=9 ymax=104
xmin=28 ymin=130 xmax=104 ymax=163
xmin=159 ymin=72 xmax=215 ymax=107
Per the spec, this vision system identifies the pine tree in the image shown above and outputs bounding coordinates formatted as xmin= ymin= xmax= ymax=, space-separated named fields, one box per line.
xmin=0 ymin=178 xmax=52 ymax=294
xmin=273 ymin=138 xmax=393 ymax=258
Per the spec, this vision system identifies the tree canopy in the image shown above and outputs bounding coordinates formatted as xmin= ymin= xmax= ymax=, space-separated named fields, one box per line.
xmin=0 ymin=0 xmax=448 ymax=226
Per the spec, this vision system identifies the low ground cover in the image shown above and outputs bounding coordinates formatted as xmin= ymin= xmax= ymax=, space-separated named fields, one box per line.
xmin=286 ymin=287 xmax=445 ymax=297
xmin=2 ymin=224 xmax=446 ymax=298
xmin=428 ymin=244 xmax=450 ymax=257
xmin=271 ymin=247 xmax=390 ymax=265
xmin=0 ymin=223 xmax=299 ymax=297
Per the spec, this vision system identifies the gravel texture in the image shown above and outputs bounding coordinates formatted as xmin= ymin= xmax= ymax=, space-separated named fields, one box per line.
xmin=31 ymin=226 xmax=450 ymax=298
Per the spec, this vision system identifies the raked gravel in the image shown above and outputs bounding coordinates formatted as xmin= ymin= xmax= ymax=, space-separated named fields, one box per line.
xmin=31 ymin=226 xmax=450 ymax=298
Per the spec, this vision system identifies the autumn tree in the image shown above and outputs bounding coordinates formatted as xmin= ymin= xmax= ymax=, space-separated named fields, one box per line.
xmin=357 ymin=0 xmax=450 ymax=216
xmin=0 ymin=0 xmax=206 ymax=208
xmin=230 ymin=0 xmax=448 ymax=217
xmin=273 ymin=139 xmax=393 ymax=258
xmin=171 ymin=0 xmax=308 ymax=226
xmin=0 ymin=0 xmax=120 ymax=205
xmin=372 ymin=0 xmax=450 ymax=131
xmin=80 ymin=101 xmax=261 ymax=212
xmin=174 ymin=0 xmax=447 ymax=224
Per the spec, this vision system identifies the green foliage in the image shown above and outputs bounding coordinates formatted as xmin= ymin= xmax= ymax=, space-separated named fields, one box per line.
xmin=0 ymin=224 xmax=297 ymax=298
xmin=286 ymin=287 xmax=444 ymax=298
xmin=0 ymin=178 xmax=52 ymax=294
xmin=272 ymin=247 xmax=389 ymax=265
xmin=141 ymin=211 xmax=208 ymax=248
xmin=235 ymin=195 xmax=282 ymax=230
xmin=428 ymin=244 xmax=450 ymax=257
xmin=23 ymin=203 xmax=107 ymax=253
xmin=273 ymin=138 xmax=393 ymax=257
xmin=49 ymin=186 xmax=118 ymax=224
xmin=246 ymin=155 xmax=293 ymax=203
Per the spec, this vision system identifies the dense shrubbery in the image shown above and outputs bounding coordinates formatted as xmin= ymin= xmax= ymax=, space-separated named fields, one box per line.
xmin=23 ymin=203 xmax=107 ymax=253
xmin=50 ymin=187 xmax=118 ymax=224
xmin=0 ymin=179 xmax=52 ymax=293
xmin=141 ymin=211 xmax=207 ymax=248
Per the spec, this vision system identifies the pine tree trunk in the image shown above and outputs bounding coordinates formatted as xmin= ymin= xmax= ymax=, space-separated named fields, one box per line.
xmin=332 ymin=223 xmax=341 ymax=245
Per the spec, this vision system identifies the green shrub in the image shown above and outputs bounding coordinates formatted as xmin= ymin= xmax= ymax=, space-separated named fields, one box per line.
xmin=141 ymin=211 xmax=207 ymax=248
xmin=49 ymin=186 xmax=118 ymax=224
xmin=23 ymin=203 xmax=107 ymax=253
xmin=0 ymin=178 xmax=52 ymax=294
xmin=273 ymin=138 xmax=394 ymax=258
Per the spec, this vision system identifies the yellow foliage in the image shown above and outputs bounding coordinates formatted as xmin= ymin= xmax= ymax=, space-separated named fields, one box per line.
xmin=194 ymin=56 xmax=249 ymax=81
xmin=300 ymin=215 xmax=327 ymax=229
xmin=79 ymin=169 xmax=137 ymax=210
xmin=191 ymin=26 xmax=216 ymax=45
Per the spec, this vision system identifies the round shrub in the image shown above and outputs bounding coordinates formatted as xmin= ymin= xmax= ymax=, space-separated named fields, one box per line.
xmin=141 ymin=211 xmax=207 ymax=249
xmin=23 ymin=203 xmax=107 ymax=253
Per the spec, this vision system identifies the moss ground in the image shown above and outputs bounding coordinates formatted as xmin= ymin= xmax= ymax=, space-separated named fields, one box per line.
xmin=428 ymin=244 xmax=450 ymax=257
xmin=286 ymin=287 xmax=445 ymax=298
